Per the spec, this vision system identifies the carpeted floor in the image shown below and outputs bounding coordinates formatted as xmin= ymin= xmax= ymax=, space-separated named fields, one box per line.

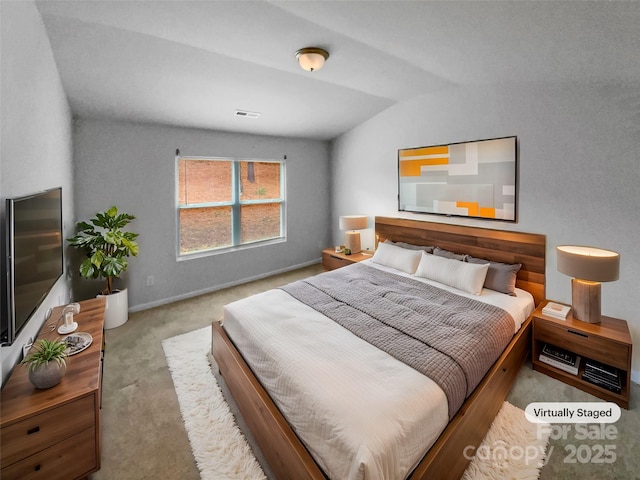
xmin=90 ymin=264 xmax=640 ymax=480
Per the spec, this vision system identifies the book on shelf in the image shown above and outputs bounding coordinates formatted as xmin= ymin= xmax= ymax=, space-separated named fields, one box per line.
xmin=542 ymin=302 xmax=570 ymax=320
xmin=582 ymin=370 xmax=622 ymax=394
xmin=584 ymin=359 xmax=619 ymax=378
xmin=582 ymin=359 xmax=622 ymax=393
xmin=541 ymin=343 xmax=578 ymax=366
xmin=539 ymin=343 xmax=580 ymax=375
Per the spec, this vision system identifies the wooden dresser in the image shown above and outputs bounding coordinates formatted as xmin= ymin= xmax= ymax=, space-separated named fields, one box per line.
xmin=1 ymin=297 xmax=106 ymax=480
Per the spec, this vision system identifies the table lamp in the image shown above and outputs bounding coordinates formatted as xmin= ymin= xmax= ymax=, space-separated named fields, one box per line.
xmin=339 ymin=215 xmax=368 ymax=254
xmin=556 ymin=245 xmax=620 ymax=323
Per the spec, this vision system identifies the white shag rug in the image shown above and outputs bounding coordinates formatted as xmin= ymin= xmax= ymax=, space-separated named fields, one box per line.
xmin=163 ymin=326 xmax=550 ymax=480
xmin=163 ymin=327 xmax=266 ymax=480
xmin=462 ymin=401 xmax=551 ymax=480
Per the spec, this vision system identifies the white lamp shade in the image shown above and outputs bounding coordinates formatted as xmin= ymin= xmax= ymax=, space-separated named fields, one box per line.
xmin=339 ymin=215 xmax=368 ymax=231
xmin=557 ymin=245 xmax=620 ymax=282
xmin=339 ymin=215 xmax=368 ymax=254
xmin=556 ymin=245 xmax=620 ymax=324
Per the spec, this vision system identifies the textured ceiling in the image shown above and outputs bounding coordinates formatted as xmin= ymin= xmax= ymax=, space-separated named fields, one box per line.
xmin=36 ymin=0 xmax=640 ymax=140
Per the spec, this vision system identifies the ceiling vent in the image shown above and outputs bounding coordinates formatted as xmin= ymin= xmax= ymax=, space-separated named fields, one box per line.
xmin=235 ymin=110 xmax=261 ymax=119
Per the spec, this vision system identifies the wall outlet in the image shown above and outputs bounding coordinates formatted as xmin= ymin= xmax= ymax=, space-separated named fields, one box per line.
xmin=146 ymin=275 xmax=155 ymax=286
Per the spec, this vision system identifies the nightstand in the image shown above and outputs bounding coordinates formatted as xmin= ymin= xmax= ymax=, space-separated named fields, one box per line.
xmin=321 ymin=248 xmax=374 ymax=271
xmin=531 ymin=301 xmax=632 ymax=408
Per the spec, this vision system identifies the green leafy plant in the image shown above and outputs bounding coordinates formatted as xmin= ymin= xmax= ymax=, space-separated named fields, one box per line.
xmin=67 ymin=206 xmax=139 ymax=295
xmin=21 ymin=338 xmax=68 ymax=372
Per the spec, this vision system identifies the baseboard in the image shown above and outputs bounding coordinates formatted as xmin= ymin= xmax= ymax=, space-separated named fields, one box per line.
xmin=129 ymin=258 xmax=322 ymax=313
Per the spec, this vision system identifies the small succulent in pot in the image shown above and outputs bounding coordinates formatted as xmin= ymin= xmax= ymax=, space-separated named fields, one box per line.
xmin=21 ymin=338 xmax=68 ymax=389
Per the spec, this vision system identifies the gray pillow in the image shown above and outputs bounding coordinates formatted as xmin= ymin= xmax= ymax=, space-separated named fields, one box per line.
xmin=384 ymin=239 xmax=434 ymax=253
xmin=433 ymin=247 xmax=466 ymax=261
xmin=466 ymin=256 xmax=522 ymax=296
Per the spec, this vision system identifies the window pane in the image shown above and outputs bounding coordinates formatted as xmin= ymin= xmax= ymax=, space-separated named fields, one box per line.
xmin=241 ymin=203 xmax=281 ymax=243
xmin=240 ymin=161 xmax=281 ymax=200
xmin=179 ymin=207 xmax=232 ymax=253
xmin=178 ymin=159 xmax=232 ymax=205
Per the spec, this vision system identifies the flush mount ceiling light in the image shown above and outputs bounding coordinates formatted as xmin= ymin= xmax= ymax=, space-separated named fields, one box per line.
xmin=295 ymin=47 xmax=329 ymax=72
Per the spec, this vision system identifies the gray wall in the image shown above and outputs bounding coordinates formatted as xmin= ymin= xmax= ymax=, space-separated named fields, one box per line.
xmin=0 ymin=1 xmax=73 ymax=384
xmin=72 ymin=118 xmax=331 ymax=311
xmin=331 ymin=82 xmax=640 ymax=382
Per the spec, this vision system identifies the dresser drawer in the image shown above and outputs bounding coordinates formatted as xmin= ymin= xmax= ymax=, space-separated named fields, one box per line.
xmin=0 ymin=394 xmax=95 ymax=467
xmin=0 ymin=426 xmax=97 ymax=480
xmin=534 ymin=318 xmax=629 ymax=369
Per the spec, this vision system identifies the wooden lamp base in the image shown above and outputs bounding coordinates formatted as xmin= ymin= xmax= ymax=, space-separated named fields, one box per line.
xmin=571 ymin=278 xmax=601 ymax=323
xmin=344 ymin=231 xmax=362 ymax=254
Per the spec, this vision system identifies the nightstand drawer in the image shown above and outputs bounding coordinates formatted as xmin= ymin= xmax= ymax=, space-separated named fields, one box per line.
xmin=535 ymin=319 xmax=629 ymax=370
xmin=322 ymin=251 xmax=352 ymax=270
xmin=0 ymin=395 xmax=95 ymax=467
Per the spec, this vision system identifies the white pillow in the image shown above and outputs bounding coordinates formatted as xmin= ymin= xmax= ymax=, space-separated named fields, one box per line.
xmin=414 ymin=252 xmax=489 ymax=295
xmin=371 ymin=241 xmax=422 ymax=274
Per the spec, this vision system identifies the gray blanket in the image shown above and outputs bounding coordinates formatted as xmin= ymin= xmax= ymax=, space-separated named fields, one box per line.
xmin=281 ymin=263 xmax=515 ymax=419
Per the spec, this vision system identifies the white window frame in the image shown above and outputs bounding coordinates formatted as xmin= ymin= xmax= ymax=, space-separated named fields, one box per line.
xmin=176 ymin=155 xmax=286 ymax=258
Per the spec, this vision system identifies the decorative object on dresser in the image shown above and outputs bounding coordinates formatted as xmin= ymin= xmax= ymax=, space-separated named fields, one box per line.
xmin=58 ymin=303 xmax=81 ymax=334
xmin=20 ymin=338 xmax=68 ymax=389
xmin=339 ymin=215 xmax=368 ymax=254
xmin=0 ymin=298 xmax=106 ymax=480
xmin=532 ymin=301 xmax=632 ymax=408
xmin=556 ymin=245 xmax=620 ymax=323
xmin=67 ymin=206 xmax=139 ymax=329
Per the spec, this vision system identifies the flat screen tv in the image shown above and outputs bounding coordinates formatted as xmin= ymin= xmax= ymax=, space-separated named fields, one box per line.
xmin=398 ymin=136 xmax=518 ymax=222
xmin=2 ymin=187 xmax=63 ymax=345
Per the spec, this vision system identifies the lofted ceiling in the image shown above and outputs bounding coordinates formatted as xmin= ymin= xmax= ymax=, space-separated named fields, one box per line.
xmin=35 ymin=0 xmax=640 ymax=141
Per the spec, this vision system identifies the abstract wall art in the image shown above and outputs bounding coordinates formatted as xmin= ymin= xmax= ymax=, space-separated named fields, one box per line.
xmin=398 ymin=136 xmax=518 ymax=222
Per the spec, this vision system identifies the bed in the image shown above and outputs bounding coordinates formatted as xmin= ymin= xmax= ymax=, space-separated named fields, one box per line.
xmin=212 ymin=217 xmax=546 ymax=480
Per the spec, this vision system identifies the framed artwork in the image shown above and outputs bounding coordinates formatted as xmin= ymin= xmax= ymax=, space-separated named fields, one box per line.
xmin=398 ymin=136 xmax=518 ymax=222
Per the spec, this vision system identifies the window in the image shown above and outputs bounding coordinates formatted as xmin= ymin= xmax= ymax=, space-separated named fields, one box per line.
xmin=177 ymin=156 xmax=285 ymax=255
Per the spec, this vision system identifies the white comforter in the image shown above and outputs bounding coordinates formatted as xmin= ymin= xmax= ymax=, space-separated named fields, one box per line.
xmin=222 ymin=262 xmax=534 ymax=480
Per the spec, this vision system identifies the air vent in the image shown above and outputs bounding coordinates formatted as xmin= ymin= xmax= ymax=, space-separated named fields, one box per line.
xmin=235 ymin=110 xmax=261 ymax=119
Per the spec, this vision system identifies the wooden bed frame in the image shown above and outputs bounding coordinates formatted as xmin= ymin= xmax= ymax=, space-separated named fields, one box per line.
xmin=211 ymin=217 xmax=546 ymax=480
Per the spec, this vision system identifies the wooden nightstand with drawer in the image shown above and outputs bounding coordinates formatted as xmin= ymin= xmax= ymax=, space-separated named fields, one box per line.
xmin=321 ymin=248 xmax=373 ymax=271
xmin=532 ymin=301 xmax=632 ymax=408
xmin=1 ymin=297 xmax=106 ymax=480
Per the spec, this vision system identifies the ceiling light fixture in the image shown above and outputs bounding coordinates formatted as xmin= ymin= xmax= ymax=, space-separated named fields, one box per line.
xmin=295 ymin=47 xmax=329 ymax=72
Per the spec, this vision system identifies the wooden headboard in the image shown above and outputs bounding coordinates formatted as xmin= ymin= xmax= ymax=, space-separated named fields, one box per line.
xmin=375 ymin=216 xmax=546 ymax=306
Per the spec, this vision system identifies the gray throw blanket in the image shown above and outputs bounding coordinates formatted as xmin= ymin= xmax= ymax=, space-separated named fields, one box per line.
xmin=281 ymin=263 xmax=515 ymax=419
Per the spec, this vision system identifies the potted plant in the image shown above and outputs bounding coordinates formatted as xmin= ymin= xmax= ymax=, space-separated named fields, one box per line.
xmin=21 ymin=338 xmax=68 ymax=389
xmin=68 ymin=206 xmax=139 ymax=329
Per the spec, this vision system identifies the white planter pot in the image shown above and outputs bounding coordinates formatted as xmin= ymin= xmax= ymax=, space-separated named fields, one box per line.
xmin=99 ymin=288 xmax=129 ymax=329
